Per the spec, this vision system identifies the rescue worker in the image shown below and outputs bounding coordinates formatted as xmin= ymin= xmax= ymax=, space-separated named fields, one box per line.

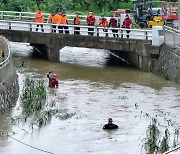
xmin=86 ymin=11 xmax=96 ymax=35
xmin=47 ymin=71 xmax=59 ymax=88
xmin=35 ymin=8 xmax=44 ymax=32
xmin=109 ymin=16 xmax=118 ymax=37
xmin=122 ymin=14 xmax=132 ymax=38
xmin=74 ymin=13 xmax=80 ymax=35
xmin=56 ymin=11 xmax=63 ymax=33
xmin=47 ymin=12 xmax=58 ymax=33
xmin=98 ymin=15 xmax=108 ymax=37
xmin=61 ymin=12 xmax=69 ymax=34
xmin=103 ymin=118 xmax=118 ymax=129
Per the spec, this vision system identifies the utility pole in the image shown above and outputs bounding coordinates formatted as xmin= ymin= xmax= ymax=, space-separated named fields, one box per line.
xmin=179 ymin=0 xmax=180 ymax=30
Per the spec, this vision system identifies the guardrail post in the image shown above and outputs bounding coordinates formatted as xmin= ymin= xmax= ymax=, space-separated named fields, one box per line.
xmin=94 ymin=26 xmax=97 ymax=36
xmin=30 ymin=23 xmax=32 ymax=31
xmin=7 ymin=21 xmax=11 ymax=30
xmin=145 ymin=30 xmax=148 ymax=40
xmin=19 ymin=12 xmax=22 ymax=20
xmin=50 ymin=24 xmax=52 ymax=33
xmin=1 ymin=12 xmax=4 ymax=19
xmin=72 ymin=25 xmax=74 ymax=34
xmin=120 ymin=29 xmax=123 ymax=38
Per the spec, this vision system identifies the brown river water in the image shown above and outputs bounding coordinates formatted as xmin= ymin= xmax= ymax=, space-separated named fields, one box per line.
xmin=0 ymin=42 xmax=180 ymax=154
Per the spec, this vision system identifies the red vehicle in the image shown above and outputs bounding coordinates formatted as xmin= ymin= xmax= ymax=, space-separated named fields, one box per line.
xmin=161 ymin=2 xmax=178 ymax=26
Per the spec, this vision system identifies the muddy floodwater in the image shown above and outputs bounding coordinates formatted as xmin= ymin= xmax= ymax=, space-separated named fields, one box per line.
xmin=0 ymin=42 xmax=180 ymax=154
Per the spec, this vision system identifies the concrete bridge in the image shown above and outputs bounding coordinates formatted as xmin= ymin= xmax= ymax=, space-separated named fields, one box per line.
xmin=0 ymin=11 xmax=161 ymax=71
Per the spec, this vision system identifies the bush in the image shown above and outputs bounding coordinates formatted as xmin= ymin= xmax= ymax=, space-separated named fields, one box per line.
xmin=118 ymin=2 xmax=134 ymax=10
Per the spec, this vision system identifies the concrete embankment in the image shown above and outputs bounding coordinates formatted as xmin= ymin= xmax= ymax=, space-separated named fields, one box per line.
xmin=0 ymin=36 xmax=19 ymax=114
xmin=153 ymin=44 xmax=180 ymax=83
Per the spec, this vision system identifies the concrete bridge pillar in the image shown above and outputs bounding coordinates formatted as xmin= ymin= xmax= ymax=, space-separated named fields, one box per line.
xmin=30 ymin=42 xmax=64 ymax=62
xmin=45 ymin=45 xmax=61 ymax=62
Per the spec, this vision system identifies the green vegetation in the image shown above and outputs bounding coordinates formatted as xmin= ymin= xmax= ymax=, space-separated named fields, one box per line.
xmin=13 ymin=76 xmax=76 ymax=128
xmin=1 ymin=0 xmax=176 ymax=15
xmin=160 ymin=129 xmax=170 ymax=153
xmin=21 ymin=76 xmax=46 ymax=116
xmin=144 ymin=118 xmax=160 ymax=154
xmin=0 ymin=0 xmax=133 ymax=15
xmin=143 ymin=118 xmax=180 ymax=154
xmin=118 ymin=2 xmax=134 ymax=10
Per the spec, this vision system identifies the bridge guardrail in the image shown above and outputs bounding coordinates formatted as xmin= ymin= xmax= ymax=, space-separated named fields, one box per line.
xmin=0 ymin=20 xmax=152 ymax=40
xmin=0 ymin=10 xmax=102 ymax=25
xmin=0 ymin=36 xmax=11 ymax=83
xmin=164 ymin=25 xmax=180 ymax=49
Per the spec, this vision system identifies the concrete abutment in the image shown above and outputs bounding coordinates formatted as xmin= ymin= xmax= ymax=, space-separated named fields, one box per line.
xmin=153 ymin=44 xmax=180 ymax=83
xmin=110 ymin=50 xmax=157 ymax=71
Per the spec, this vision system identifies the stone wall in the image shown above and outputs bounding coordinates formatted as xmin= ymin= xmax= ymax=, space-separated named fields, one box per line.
xmin=153 ymin=44 xmax=180 ymax=83
xmin=0 ymin=36 xmax=19 ymax=114
xmin=0 ymin=74 xmax=19 ymax=114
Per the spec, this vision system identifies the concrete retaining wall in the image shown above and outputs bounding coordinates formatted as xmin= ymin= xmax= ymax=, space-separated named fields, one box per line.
xmin=0 ymin=36 xmax=19 ymax=114
xmin=153 ymin=44 xmax=180 ymax=83
xmin=0 ymin=74 xmax=19 ymax=114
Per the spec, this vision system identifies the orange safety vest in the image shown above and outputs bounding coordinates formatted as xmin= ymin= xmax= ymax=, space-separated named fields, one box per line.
xmin=61 ymin=15 xmax=68 ymax=25
xmin=48 ymin=14 xmax=57 ymax=24
xmin=35 ymin=10 xmax=43 ymax=23
xmin=56 ymin=14 xmax=62 ymax=24
xmin=74 ymin=16 xmax=80 ymax=25
xmin=53 ymin=14 xmax=58 ymax=24
xmin=98 ymin=18 xmax=108 ymax=27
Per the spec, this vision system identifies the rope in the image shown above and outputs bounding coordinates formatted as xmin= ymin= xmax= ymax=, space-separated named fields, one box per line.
xmin=7 ymin=135 xmax=55 ymax=154
xmin=109 ymin=51 xmax=131 ymax=64
xmin=163 ymin=146 xmax=180 ymax=154
xmin=163 ymin=143 xmax=180 ymax=154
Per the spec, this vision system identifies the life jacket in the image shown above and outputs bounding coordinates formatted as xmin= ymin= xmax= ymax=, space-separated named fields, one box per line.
xmin=49 ymin=78 xmax=59 ymax=88
xmin=86 ymin=15 xmax=95 ymax=26
xmin=48 ymin=14 xmax=58 ymax=24
xmin=35 ymin=10 xmax=43 ymax=23
xmin=98 ymin=18 xmax=108 ymax=27
xmin=74 ymin=15 xmax=80 ymax=25
xmin=56 ymin=14 xmax=62 ymax=24
xmin=61 ymin=15 xmax=68 ymax=25
xmin=122 ymin=17 xmax=132 ymax=29
xmin=109 ymin=18 xmax=118 ymax=28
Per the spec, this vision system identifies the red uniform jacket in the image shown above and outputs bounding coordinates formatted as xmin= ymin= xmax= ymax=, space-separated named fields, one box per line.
xmin=86 ymin=15 xmax=95 ymax=26
xmin=49 ymin=78 xmax=59 ymax=88
xmin=109 ymin=18 xmax=118 ymax=28
xmin=122 ymin=18 xmax=132 ymax=29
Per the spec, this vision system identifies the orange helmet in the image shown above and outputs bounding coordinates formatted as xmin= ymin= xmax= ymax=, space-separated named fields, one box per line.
xmin=52 ymin=73 xmax=57 ymax=77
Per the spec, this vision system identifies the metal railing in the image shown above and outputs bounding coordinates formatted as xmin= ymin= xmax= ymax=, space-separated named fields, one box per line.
xmin=0 ymin=36 xmax=11 ymax=83
xmin=0 ymin=10 xmax=102 ymax=25
xmin=164 ymin=25 xmax=180 ymax=49
xmin=0 ymin=20 xmax=152 ymax=40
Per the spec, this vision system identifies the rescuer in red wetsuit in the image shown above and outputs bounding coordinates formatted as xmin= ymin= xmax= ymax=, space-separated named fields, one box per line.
xmin=122 ymin=14 xmax=132 ymax=38
xmin=47 ymin=71 xmax=59 ymax=88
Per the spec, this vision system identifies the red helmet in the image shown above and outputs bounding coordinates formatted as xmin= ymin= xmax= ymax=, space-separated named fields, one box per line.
xmin=52 ymin=73 xmax=57 ymax=77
